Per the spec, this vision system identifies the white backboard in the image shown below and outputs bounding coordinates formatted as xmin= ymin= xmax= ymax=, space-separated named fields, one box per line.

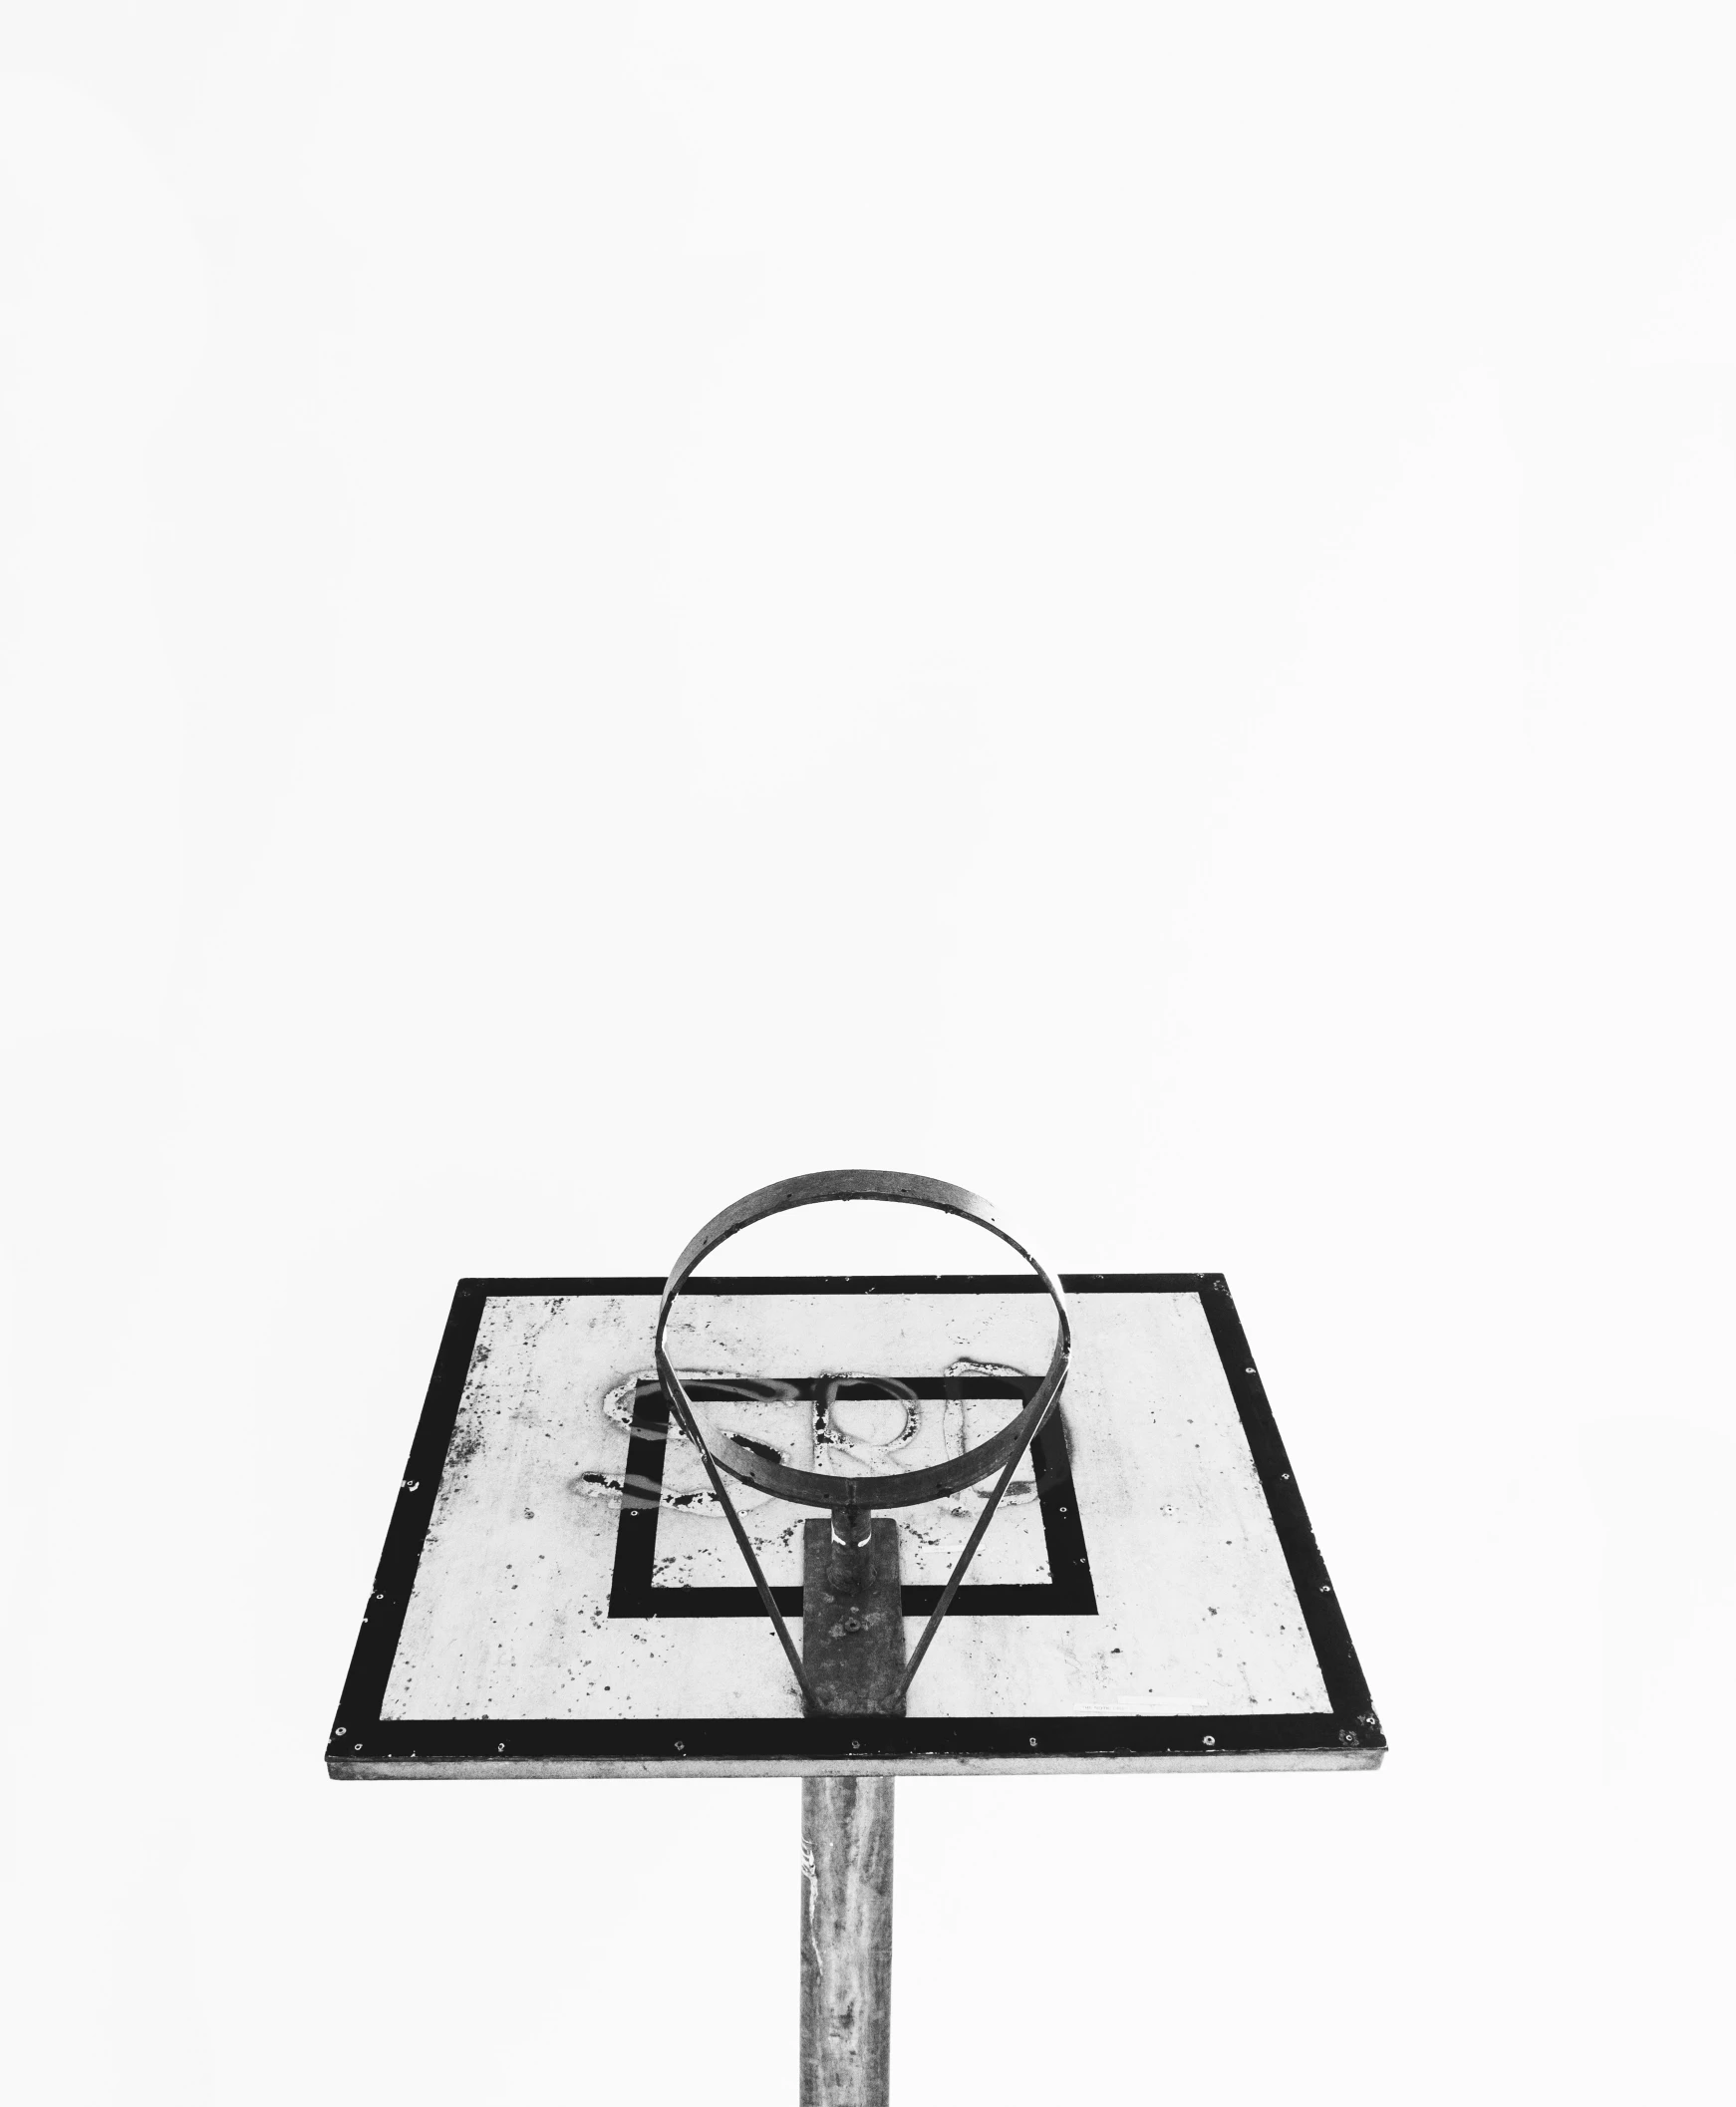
xmin=330 ymin=1276 xmax=1381 ymax=1776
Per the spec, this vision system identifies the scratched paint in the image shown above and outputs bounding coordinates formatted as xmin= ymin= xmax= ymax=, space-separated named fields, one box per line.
xmin=381 ymin=1291 xmax=1331 ymax=1724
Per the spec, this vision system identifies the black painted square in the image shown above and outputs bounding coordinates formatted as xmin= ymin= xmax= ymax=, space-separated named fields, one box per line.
xmin=605 ymin=1375 xmax=1098 ymax=1619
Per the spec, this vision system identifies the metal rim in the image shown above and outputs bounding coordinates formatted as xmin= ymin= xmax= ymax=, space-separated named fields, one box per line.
xmin=653 ymin=1169 xmax=1071 ymax=1511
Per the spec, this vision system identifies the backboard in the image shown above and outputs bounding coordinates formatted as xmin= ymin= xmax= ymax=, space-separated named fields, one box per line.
xmin=328 ymin=1274 xmax=1382 ymax=1777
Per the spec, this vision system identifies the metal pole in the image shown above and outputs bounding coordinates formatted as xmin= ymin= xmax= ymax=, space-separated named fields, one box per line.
xmin=800 ymin=1774 xmax=895 ymax=2107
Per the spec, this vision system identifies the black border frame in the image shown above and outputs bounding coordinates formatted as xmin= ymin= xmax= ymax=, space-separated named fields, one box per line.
xmin=328 ymin=1276 xmax=1384 ymax=1774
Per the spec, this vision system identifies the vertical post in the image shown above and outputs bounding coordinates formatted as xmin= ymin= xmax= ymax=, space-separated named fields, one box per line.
xmin=800 ymin=1774 xmax=895 ymax=2107
xmin=800 ymin=1512 xmax=903 ymax=2103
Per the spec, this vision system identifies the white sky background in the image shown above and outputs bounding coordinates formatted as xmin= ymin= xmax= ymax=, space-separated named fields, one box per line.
xmin=2 ymin=5 xmax=1731 ymax=2101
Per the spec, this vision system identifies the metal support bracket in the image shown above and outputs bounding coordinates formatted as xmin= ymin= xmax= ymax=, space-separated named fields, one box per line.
xmin=802 ymin=1515 xmax=906 ymax=1718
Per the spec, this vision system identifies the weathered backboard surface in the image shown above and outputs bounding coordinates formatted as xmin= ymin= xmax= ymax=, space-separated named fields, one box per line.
xmin=329 ymin=1276 xmax=1383 ymax=1777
